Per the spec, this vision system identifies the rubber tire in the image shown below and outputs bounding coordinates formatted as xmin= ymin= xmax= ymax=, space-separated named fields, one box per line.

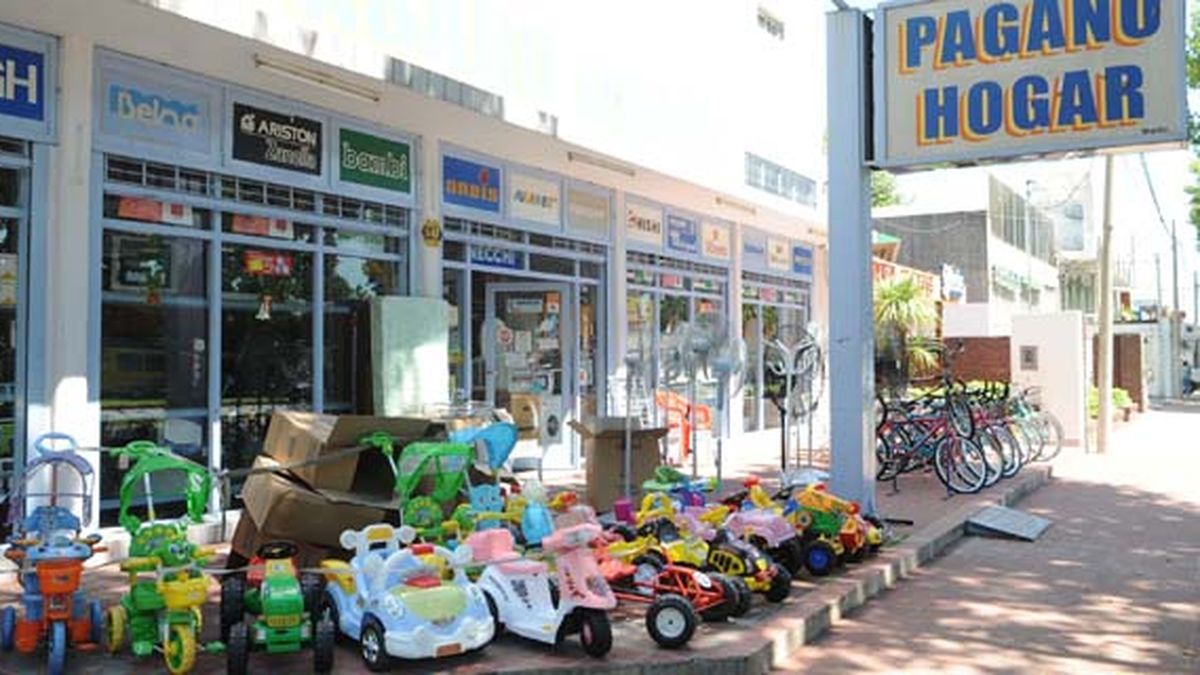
xmin=104 ymin=605 xmax=126 ymax=654
xmin=645 ymin=593 xmax=698 ymax=649
xmin=764 ymin=565 xmax=792 ymax=603
xmin=320 ymin=593 xmax=344 ymax=643
xmin=220 ymin=575 xmax=246 ymax=642
xmin=483 ymin=590 xmax=505 ymax=637
xmin=699 ymin=574 xmax=736 ymax=622
xmin=0 ymin=606 xmax=14 ymax=651
xmin=728 ymin=576 xmax=753 ymax=617
xmin=577 ymin=608 xmax=613 ymax=658
xmin=804 ymin=540 xmax=838 ymax=577
xmin=300 ymin=573 xmax=325 ymax=616
xmin=226 ymin=621 xmax=249 ymax=675
xmin=633 ymin=550 xmax=668 ymax=570
xmin=313 ymin=618 xmax=336 ymax=674
xmin=47 ymin=621 xmax=67 ymax=675
xmin=360 ymin=617 xmax=392 ymax=672
xmin=609 ymin=523 xmax=637 ymax=542
xmin=89 ymin=599 xmax=104 ymax=645
xmin=774 ymin=538 xmax=805 ymax=576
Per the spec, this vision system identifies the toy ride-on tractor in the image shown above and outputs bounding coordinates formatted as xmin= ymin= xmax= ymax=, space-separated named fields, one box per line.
xmin=103 ymin=441 xmax=221 ymax=675
xmin=467 ymin=522 xmax=616 ymax=657
xmin=319 ymin=523 xmax=494 ymax=670
xmin=222 ymin=541 xmax=335 ymax=674
xmin=0 ymin=433 xmax=106 ymax=675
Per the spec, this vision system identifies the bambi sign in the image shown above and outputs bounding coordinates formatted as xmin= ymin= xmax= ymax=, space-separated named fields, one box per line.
xmin=875 ymin=0 xmax=1186 ymax=166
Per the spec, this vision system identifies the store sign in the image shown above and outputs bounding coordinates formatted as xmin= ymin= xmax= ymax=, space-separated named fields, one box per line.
xmin=243 ymin=250 xmax=294 ymax=277
xmin=566 ymin=187 xmax=610 ymax=238
xmin=702 ymin=222 xmax=731 ymax=260
xmin=232 ymin=101 xmax=322 ymax=175
xmin=470 ymin=245 xmax=521 ymax=269
xmin=877 ymin=0 xmax=1187 ymax=167
xmin=742 ymin=228 xmax=767 ymax=270
xmin=626 ymin=202 xmax=663 ymax=247
xmin=508 ymin=298 xmax=544 ymax=314
xmin=666 ymin=214 xmax=699 ymax=255
xmin=792 ymin=244 xmax=814 ymax=278
xmin=0 ymin=41 xmax=44 ymax=122
xmin=509 ymin=172 xmax=561 ymax=226
xmin=767 ymin=237 xmax=789 ymax=271
xmin=443 ymin=155 xmax=501 ymax=212
xmin=231 ymin=214 xmax=294 ymax=239
xmin=339 ymin=128 xmax=411 ymax=194
xmin=116 ymin=197 xmax=193 ymax=226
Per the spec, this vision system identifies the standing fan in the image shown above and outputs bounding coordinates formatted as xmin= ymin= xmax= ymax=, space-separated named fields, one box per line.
xmin=765 ymin=324 xmax=825 ymax=474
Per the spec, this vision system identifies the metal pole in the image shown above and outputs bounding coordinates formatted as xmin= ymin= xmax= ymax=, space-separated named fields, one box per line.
xmin=1097 ymin=154 xmax=1115 ymax=454
xmin=1193 ymin=271 xmax=1198 ymax=325
xmin=826 ymin=8 xmax=876 ymax=512
xmin=1025 ymin=180 xmax=1035 ymax=312
xmin=1155 ymin=254 xmax=1163 ymax=310
xmin=1171 ymin=219 xmax=1180 ymax=312
xmin=623 ymin=361 xmax=633 ymax=499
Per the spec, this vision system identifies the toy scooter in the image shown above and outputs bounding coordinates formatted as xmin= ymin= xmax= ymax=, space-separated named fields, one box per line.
xmin=468 ymin=522 xmax=616 ymax=657
xmin=0 ymin=433 xmax=105 ymax=675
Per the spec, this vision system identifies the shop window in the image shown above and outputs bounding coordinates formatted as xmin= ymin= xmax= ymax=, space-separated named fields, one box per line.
xmin=444 ymin=270 xmax=466 ymax=398
xmin=580 ymin=261 xmax=603 ymax=280
xmin=625 ymin=289 xmax=655 ymax=416
xmin=325 ymin=254 xmax=400 ymax=413
xmin=104 ymin=194 xmax=210 ymax=230
xmin=221 ymin=212 xmax=313 ymax=242
xmin=530 ymin=253 xmax=575 ymax=276
xmin=579 ymin=285 xmax=601 ymax=419
xmin=742 ymin=304 xmax=761 ymax=431
xmin=0 ymin=169 xmax=19 ymax=207
xmin=443 ymin=239 xmax=466 ymax=261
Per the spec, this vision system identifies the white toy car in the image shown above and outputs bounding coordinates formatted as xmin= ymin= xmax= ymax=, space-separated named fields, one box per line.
xmin=319 ymin=524 xmax=493 ymax=670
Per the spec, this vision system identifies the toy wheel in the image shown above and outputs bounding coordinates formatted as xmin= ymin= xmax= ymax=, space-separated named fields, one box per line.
xmin=104 ymin=605 xmax=126 ymax=654
xmin=794 ymin=510 xmax=813 ymax=529
xmin=645 ymin=593 xmax=698 ymax=649
xmin=163 ymin=623 xmax=196 ymax=675
xmin=300 ymin=573 xmax=325 ymax=616
xmin=360 ymin=617 xmax=391 ymax=672
xmin=632 ymin=552 xmax=666 ymax=589
xmin=47 ymin=621 xmax=67 ymax=675
xmin=699 ymin=574 xmax=736 ymax=622
xmin=220 ymin=575 xmax=246 ymax=641
xmin=319 ymin=592 xmax=343 ymax=643
xmin=843 ymin=544 xmax=868 ymax=563
xmin=89 ymin=599 xmax=104 ymax=645
xmin=226 ymin=621 xmax=249 ymax=675
xmin=728 ymin=576 xmax=753 ymax=617
xmin=404 ymin=496 xmax=444 ymax=531
xmin=776 ymin=538 xmax=806 ymax=576
xmin=313 ymin=617 xmax=335 ymax=673
xmin=483 ymin=590 xmax=505 ymax=637
xmin=0 ymin=606 xmax=14 ymax=651
xmin=608 ymin=523 xmax=636 ymax=542
xmin=765 ymin=564 xmax=792 ymax=603
xmin=576 ymin=608 xmax=613 ymax=658
xmin=633 ymin=549 xmax=668 ymax=570
xmin=804 ymin=540 xmax=838 ymax=577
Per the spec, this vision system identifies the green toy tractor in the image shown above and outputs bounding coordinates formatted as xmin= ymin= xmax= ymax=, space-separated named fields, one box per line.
xmin=221 ymin=541 xmax=334 ymax=674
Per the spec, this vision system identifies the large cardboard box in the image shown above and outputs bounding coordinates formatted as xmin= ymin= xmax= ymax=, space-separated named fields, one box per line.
xmin=262 ymin=411 xmax=441 ymax=497
xmin=230 ymin=513 xmax=345 ymax=569
xmin=570 ymin=418 xmax=667 ymax=513
xmin=240 ymin=455 xmax=393 ymax=549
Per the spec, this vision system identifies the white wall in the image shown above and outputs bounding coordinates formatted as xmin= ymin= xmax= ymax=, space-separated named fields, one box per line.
xmin=942 ymin=303 xmax=1009 ymax=338
xmin=1010 ymin=312 xmax=1087 ymax=447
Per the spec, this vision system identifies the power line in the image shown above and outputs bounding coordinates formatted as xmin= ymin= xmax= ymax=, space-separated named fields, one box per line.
xmin=1138 ymin=153 xmax=1175 ymax=240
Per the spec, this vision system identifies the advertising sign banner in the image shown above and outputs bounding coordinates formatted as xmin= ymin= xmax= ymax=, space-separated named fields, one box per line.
xmin=444 ymin=155 xmax=501 ymax=212
xmin=339 ymin=128 xmax=411 ymax=194
xmin=767 ymin=237 xmax=790 ymax=271
xmin=702 ymin=222 xmax=731 ymax=260
xmin=0 ymin=41 xmax=44 ymax=122
xmin=877 ymin=0 xmax=1187 ymax=167
xmin=470 ymin=244 xmax=521 ymax=269
xmin=792 ymin=244 xmax=814 ymax=278
xmin=626 ymin=202 xmax=663 ymax=247
xmin=509 ymin=172 xmax=561 ymax=226
xmin=103 ymin=75 xmax=211 ymax=154
xmin=742 ymin=228 xmax=767 ymax=270
xmin=566 ymin=187 xmax=610 ymax=238
xmin=232 ymin=101 xmax=322 ymax=175
xmin=666 ymin=214 xmax=699 ymax=255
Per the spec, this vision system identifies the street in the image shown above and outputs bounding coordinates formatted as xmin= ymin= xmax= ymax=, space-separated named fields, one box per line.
xmin=783 ymin=404 xmax=1200 ymax=674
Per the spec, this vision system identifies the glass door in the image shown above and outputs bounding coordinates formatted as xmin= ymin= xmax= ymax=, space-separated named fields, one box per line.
xmin=0 ymin=143 xmax=28 ymax=495
xmin=484 ymin=282 xmax=573 ymax=470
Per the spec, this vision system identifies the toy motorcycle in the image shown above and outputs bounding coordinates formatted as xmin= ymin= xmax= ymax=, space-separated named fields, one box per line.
xmin=0 ymin=433 xmax=105 ymax=675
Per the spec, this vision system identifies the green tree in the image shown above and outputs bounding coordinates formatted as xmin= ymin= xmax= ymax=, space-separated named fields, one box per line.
xmin=871 ymin=170 xmax=901 ymax=208
xmin=874 ymin=276 xmax=939 ymax=391
xmin=1187 ymin=3 xmax=1200 ymax=239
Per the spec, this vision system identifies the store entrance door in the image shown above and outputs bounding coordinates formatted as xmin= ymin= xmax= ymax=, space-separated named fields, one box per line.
xmin=484 ymin=282 xmax=574 ymax=471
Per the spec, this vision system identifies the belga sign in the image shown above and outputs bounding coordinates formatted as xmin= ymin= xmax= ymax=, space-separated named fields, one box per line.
xmin=876 ymin=0 xmax=1186 ymax=166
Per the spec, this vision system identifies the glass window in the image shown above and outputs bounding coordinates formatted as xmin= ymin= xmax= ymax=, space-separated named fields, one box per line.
xmin=220 ymin=243 xmax=314 ymax=474
xmin=625 ymin=289 xmax=655 ymax=416
xmin=0 ymin=218 xmax=20 ymax=463
xmin=579 ymin=284 xmax=600 ymax=418
xmin=104 ymin=194 xmax=210 ymax=230
xmin=530 ymin=253 xmax=575 ymax=276
xmin=742 ymin=304 xmax=761 ymax=432
xmin=444 ymin=269 xmax=466 ymax=398
xmin=222 ymin=212 xmax=314 ymax=243
xmin=324 ymin=255 xmax=400 ymax=412
xmin=0 ymin=168 xmax=20 ymax=207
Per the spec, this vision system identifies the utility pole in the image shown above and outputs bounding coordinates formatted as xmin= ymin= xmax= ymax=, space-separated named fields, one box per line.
xmin=1171 ymin=219 xmax=1180 ymax=312
xmin=1155 ymin=254 xmax=1163 ymax=310
xmin=1025 ymin=179 xmax=1035 ymax=312
xmin=1194 ymin=271 xmax=1198 ymax=325
xmin=1097 ymin=154 xmax=1115 ymax=454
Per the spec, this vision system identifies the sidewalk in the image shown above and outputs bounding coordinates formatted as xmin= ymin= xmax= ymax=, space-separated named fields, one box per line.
xmin=781 ymin=405 xmax=1200 ymax=673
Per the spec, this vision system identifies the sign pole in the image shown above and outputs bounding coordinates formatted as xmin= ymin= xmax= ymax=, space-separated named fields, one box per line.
xmin=1097 ymin=154 xmax=1115 ymax=454
xmin=826 ymin=7 xmax=876 ymax=513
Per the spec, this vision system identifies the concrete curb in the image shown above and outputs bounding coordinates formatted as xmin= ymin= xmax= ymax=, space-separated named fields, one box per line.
xmin=509 ymin=465 xmax=1054 ymax=675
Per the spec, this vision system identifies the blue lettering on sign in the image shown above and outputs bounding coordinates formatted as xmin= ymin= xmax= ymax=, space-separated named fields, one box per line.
xmin=666 ymin=215 xmax=699 ymax=254
xmin=743 ymin=229 xmax=767 ymax=270
xmin=792 ymin=245 xmax=814 ymax=277
xmin=470 ymin=245 xmax=522 ymax=269
xmin=0 ymin=42 xmax=44 ymax=122
xmin=108 ymin=83 xmax=202 ymax=132
xmin=444 ymin=155 xmax=501 ymax=213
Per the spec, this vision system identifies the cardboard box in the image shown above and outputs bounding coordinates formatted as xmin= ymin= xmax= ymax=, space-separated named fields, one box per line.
xmin=240 ymin=455 xmax=394 ymax=549
xmin=262 ymin=411 xmax=442 ymax=496
xmin=229 ymin=513 xmax=345 ymax=570
xmin=570 ymin=418 xmax=667 ymax=513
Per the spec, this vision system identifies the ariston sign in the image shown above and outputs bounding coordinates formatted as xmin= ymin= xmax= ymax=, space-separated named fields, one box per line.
xmin=875 ymin=0 xmax=1186 ymax=167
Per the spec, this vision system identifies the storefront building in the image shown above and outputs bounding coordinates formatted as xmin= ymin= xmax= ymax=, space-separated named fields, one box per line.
xmin=0 ymin=1 xmax=826 ymax=529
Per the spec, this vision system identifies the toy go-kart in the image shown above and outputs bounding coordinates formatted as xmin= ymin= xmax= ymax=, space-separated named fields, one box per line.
xmin=222 ymin=541 xmax=335 ymax=674
xmin=103 ymin=440 xmax=221 ymax=675
xmin=319 ymin=523 xmax=493 ymax=670
xmin=779 ymin=483 xmax=882 ymax=573
xmin=468 ymin=522 xmax=615 ymax=657
xmin=0 ymin=433 xmax=106 ymax=675
xmin=716 ymin=478 xmax=806 ymax=575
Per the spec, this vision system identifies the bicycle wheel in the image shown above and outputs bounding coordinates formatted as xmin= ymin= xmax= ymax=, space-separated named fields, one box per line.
xmin=947 ymin=393 xmax=975 ymax=438
xmin=934 ymin=435 xmax=987 ymax=494
xmin=991 ymin=424 xmax=1022 ymax=479
xmin=974 ymin=428 xmax=1004 ymax=488
xmin=875 ymin=425 xmax=910 ymax=482
xmin=1032 ymin=412 xmax=1063 ymax=462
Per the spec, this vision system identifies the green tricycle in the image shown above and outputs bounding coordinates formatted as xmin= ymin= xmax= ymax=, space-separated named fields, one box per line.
xmin=103 ymin=441 xmax=222 ymax=675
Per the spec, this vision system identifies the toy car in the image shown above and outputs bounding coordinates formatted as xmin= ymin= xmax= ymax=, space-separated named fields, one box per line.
xmin=102 ymin=441 xmax=220 ymax=675
xmin=468 ymin=522 xmax=616 ymax=657
xmin=319 ymin=523 xmax=493 ymax=670
xmin=0 ymin=433 xmax=106 ymax=675
xmin=222 ymin=541 xmax=335 ymax=674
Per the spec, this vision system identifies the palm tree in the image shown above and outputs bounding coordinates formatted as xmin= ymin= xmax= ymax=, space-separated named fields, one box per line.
xmin=874 ymin=276 xmax=938 ymax=392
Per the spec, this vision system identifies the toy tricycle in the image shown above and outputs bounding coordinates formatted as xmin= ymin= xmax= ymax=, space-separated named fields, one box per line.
xmin=0 ymin=433 xmax=105 ymax=675
xmin=223 ymin=540 xmax=335 ymax=674
xmin=468 ymin=522 xmax=615 ymax=657
xmin=319 ymin=523 xmax=493 ymax=669
xmin=102 ymin=440 xmax=221 ymax=674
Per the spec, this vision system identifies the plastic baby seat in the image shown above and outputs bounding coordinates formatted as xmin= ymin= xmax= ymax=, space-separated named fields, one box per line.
xmin=469 ymin=484 xmax=505 ymax=530
xmin=449 ymin=422 xmax=519 ymax=472
xmin=465 ymin=528 xmax=521 ymax=565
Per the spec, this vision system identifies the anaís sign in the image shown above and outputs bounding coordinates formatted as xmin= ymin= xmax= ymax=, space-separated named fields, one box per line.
xmin=876 ymin=0 xmax=1186 ymax=167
